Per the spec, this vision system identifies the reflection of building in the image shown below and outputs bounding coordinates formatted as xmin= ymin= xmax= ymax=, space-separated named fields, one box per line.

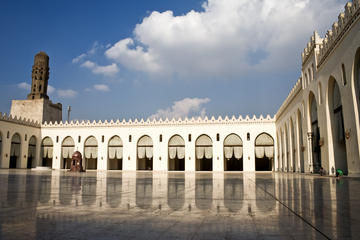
xmin=0 ymin=2 xmax=360 ymax=175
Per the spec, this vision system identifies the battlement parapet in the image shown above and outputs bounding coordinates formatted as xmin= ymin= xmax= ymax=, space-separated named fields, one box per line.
xmin=42 ymin=114 xmax=275 ymax=128
xmin=0 ymin=112 xmax=41 ymax=127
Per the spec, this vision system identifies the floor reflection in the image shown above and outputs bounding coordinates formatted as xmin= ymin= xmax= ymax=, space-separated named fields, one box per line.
xmin=0 ymin=170 xmax=359 ymax=240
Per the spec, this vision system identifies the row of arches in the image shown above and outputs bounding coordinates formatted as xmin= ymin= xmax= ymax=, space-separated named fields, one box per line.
xmin=278 ymin=46 xmax=360 ymax=174
xmin=0 ymin=132 xmax=274 ymax=171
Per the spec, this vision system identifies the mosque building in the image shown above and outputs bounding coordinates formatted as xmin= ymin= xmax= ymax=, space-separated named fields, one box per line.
xmin=0 ymin=1 xmax=360 ymax=176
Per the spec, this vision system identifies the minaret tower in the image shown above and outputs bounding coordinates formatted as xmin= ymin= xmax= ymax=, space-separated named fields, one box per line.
xmin=27 ymin=51 xmax=50 ymax=100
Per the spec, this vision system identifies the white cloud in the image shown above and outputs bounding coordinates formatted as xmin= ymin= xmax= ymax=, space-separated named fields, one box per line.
xmin=57 ymin=89 xmax=77 ymax=98
xmin=47 ymin=85 xmax=56 ymax=94
xmin=105 ymin=0 xmax=346 ymax=79
xmin=72 ymin=41 xmax=103 ymax=64
xmin=93 ymin=84 xmax=110 ymax=92
xmin=149 ymin=97 xmax=210 ymax=120
xmin=81 ymin=60 xmax=119 ymax=77
xmin=17 ymin=82 xmax=30 ymax=90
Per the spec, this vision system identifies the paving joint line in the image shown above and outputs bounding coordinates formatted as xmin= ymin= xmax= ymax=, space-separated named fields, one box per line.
xmin=246 ymin=176 xmax=331 ymax=240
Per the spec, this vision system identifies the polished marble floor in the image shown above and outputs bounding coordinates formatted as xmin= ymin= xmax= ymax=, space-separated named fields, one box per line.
xmin=0 ymin=170 xmax=359 ymax=239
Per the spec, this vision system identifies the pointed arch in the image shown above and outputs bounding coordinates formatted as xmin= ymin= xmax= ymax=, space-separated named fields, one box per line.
xmin=27 ymin=136 xmax=36 ymax=169
xmin=84 ymin=136 xmax=98 ymax=170
xmin=137 ymin=135 xmax=153 ymax=170
xmin=41 ymin=136 xmax=53 ymax=167
xmin=308 ymin=91 xmax=322 ymax=173
xmin=254 ymin=133 xmax=274 ymax=171
xmin=62 ymin=136 xmax=75 ymax=169
xmin=195 ymin=135 xmax=213 ymax=171
xmin=108 ymin=135 xmax=123 ymax=170
xmin=10 ymin=133 xmax=21 ymax=168
xmin=223 ymin=133 xmax=243 ymax=171
xmin=168 ymin=135 xmax=185 ymax=171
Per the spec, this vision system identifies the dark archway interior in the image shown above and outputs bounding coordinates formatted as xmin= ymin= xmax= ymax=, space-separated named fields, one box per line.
xmin=9 ymin=156 xmax=17 ymax=168
xmin=42 ymin=158 xmax=52 ymax=167
xmin=196 ymin=158 xmax=212 ymax=171
xmin=225 ymin=157 xmax=243 ymax=171
xmin=27 ymin=157 xmax=33 ymax=169
xmin=137 ymin=158 xmax=153 ymax=170
xmin=109 ymin=159 xmax=122 ymax=170
xmin=169 ymin=157 xmax=185 ymax=171
xmin=255 ymin=157 xmax=272 ymax=171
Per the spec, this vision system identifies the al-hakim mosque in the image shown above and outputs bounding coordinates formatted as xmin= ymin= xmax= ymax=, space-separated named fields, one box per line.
xmin=1 ymin=1 xmax=360 ymax=239
xmin=1 ymin=1 xmax=360 ymax=176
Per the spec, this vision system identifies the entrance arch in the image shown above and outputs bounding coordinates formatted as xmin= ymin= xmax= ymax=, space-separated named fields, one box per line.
xmin=41 ymin=137 xmax=53 ymax=167
xmin=328 ymin=78 xmax=348 ymax=174
xmin=27 ymin=136 xmax=36 ymax=169
xmin=62 ymin=136 xmax=75 ymax=169
xmin=290 ymin=119 xmax=296 ymax=172
xmin=137 ymin=135 xmax=153 ymax=170
xmin=84 ymin=136 xmax=98 ymax=170
xmin=309 ymin=92 xmax=321 ymax=173
xmin=108 ymin=136 xmax=123 ymax=170
xmin=297 ymin=109 xmax=305 ymax=172
xmin=223 ymin=133 xmax=243 ymax=171
xmin=195 ymin=135 xmax=213 ymax=171
xmin=10 ymin=133 xmax=21 ymax=168
xmin=168 ymin=135 xmax=185 ymax=171
xmin=254 ymin=133 xmax=274 ymax=171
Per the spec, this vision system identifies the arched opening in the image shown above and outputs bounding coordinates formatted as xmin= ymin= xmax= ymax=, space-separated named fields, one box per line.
xmin=255 ymin=133 xmax=274 ymax=171
xmin=285 ymin=125 xmax=290 ymax=172
xmin=354 ymin=48 xmax=360 ymax=158
xmin=329 ymin=78 xmax=348 ymax=174
xmin=309 ymin=93 xmax=322 ymax=173
xmin=10 ymin=133 xmax=21 ymax=168
xmin=168 ymin=135 xmax=185 ymax=171
xmin=167 ymin=174 xmax=185 ymax=210
xmin=223 ymin=133 xmax=243 ymax=171
xmin=137 ymin=136 xmax=153 ymax=170
xmin=27 ymin=136 xmax=36 ymax=169
xmin=290 ymin=120 xmax=296 ymax=172
xmin=61 ymin=136 xmax=75 ymax=169
xmin=281 ymin=129 xmax=285 ymax=171
xmin=41 ymin=137 xmax=53 ymax=167
xmin=195 ymin=135 xmax=213 ymax=171
xmin=108 ymin=136 xmax=123 ymax=170
xmin=84 ymin=136 xmax=98 ymax=170
xmin=297 ymin=110 xmax=305 ymax=172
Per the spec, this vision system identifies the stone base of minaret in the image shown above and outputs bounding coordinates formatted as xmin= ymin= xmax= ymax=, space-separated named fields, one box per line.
xmin=10 ymin=98 xmax=62 ymax=124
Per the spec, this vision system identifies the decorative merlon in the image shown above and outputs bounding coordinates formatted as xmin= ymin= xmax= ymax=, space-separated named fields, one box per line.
xmin=302 ymin=1 xmax=360 ymax=67
xmin=41 ymin=114 xmax=275 ymax=128
xmin=0 ymin=112 xmax=41 ymax=127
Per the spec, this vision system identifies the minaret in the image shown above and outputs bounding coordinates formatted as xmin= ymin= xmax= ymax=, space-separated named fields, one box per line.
xmin=27 ymin=51 xmax=50 ymax=100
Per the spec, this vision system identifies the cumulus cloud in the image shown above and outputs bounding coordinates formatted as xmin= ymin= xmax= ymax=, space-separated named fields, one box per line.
xmin=57 ymin=89 xmax=77 ymax=98
xmin=105 ymin=0 xmax=345 ymax=79
xmin=17 ymin=82 xmax=30 ymax=90
xmin=93 ymin=84 xmax=110 ymax=91
xmin=149 ymin=97 xmax=210 ymax=120
xmin=81 ymin=60 xmax=119 ymax=77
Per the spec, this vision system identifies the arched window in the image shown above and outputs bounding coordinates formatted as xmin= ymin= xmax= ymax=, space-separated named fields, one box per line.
xmin=195 ymin=135 xmax=213 ymax=171
xmin=41 ymin=137 xmax=53 ymax=167
xmin=168 ymin=135 xmax=185 ymax=171
xmin=62 ymin=136 xmax=75 ymax=169
xmin=254 ymin=133 xmax=274 ymax=171
xmin=10 ymin=133 xmax=21 ymax=168
xmin=223 ymin=134 xmax=243 ymax=171
xmin=27 ymin=136 xmax=36 ymax=169
xmin=108 ymin=136 xmax=123 ymax=170
xmin=84 ymin=136 xmax=98 ymax=170
xmin=137 ymin=136 xmax=153 ymax=170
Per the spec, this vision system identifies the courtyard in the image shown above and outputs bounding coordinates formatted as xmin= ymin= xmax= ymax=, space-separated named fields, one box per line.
xmin=0 ymin=170 xmax=359 ymax=239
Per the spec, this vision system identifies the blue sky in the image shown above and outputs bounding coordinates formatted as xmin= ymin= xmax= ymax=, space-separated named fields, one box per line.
xmin=0 ymin=0 xmax=348 ymax=121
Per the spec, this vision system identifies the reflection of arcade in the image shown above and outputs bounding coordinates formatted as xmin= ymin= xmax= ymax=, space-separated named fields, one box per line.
xmin=167 ymin=173 xmax=185 ymax=210
xmin=195 ymin=174 xmax=213 ymax=210
xmin=136 ymin=172 xmax=153 ymax=209
xmin=224 ymin=175 xmax=243 ymax=212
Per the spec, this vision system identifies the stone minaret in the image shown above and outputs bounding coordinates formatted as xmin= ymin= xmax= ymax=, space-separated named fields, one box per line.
xmin=27 ymin=51 xmax=50 ymax=100
xmin=11 ymin=51 xmax=62 ymax=123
